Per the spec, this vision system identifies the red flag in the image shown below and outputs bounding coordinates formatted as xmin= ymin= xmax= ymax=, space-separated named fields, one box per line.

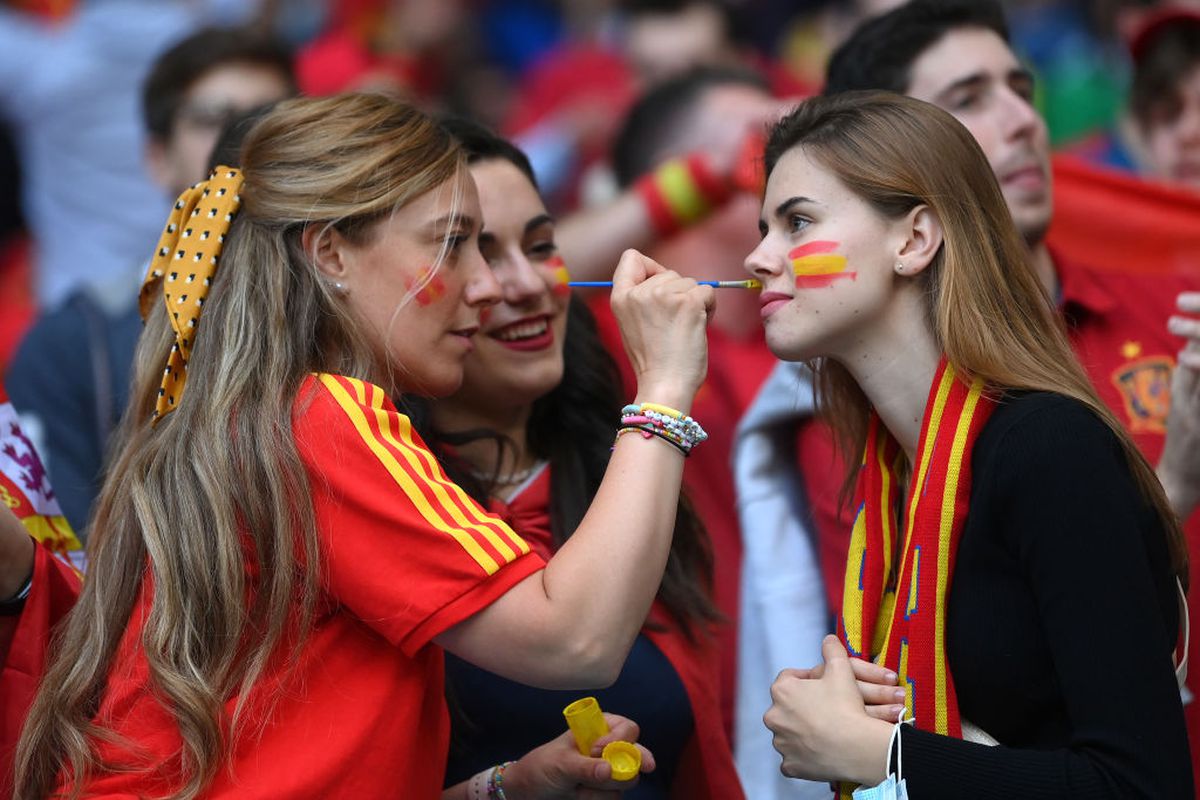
xmin=1046 ymin=155 xmax=1200 ymax=278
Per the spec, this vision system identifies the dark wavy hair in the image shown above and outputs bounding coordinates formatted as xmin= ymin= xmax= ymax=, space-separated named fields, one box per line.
xmin=823 ymin=0 xmax=1009 ymax=96
xmin=410 ymin=116 xmax=720 ymax=638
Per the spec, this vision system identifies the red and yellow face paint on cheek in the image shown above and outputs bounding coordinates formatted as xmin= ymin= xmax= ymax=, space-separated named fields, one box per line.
xmin=546 ymin=255 xmax=571 ymax=297
xmin=405 ymin=265 xmax=447 ymax=307
xmin=789 ymin=240 xmax=855 ymax=288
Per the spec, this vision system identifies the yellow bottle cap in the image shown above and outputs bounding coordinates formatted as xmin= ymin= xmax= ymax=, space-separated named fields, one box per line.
xmin=562 ymin=697 xmax=610 ymax=756
xmin=602 ymin=741 xmax=642 ymax=781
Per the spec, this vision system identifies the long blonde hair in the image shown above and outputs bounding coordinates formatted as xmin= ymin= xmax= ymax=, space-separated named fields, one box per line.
xmin=15 ymin=93 xmax=466 ymax=800
xmin=763 ymin=91 xmax=1188 ymax=585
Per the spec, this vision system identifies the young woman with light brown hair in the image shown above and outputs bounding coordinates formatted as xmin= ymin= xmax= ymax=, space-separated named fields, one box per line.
xmin=747 ymin=91 xmax=1192 ymax=798
xmin=10 ymin=92 xmax=714 ymax=799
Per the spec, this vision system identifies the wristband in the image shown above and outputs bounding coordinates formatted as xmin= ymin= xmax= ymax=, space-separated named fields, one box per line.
xmin=0 ymin=568 xmax=33 ymax=617
xmin=467 ymin=768 xmax=490 ymax=800
xmin=487 ymin=761 xmax=515 ymax=799
xmin=621 ymin=402 xmax=708 ymax=451
xmin=636 ymin=153 xmax=730 ymax=238
xmin=614 ymin=425 xmax=691 ymax=457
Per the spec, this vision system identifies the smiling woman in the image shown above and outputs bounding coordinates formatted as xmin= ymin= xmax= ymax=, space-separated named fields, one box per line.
xmin=11 ymin=93 xmax=716 ymax=800
xmin=409 ymin=116 xmax=744 ymax=798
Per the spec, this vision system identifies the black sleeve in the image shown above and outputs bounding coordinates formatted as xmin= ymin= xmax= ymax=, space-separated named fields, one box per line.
xmin=898 ymin=396 xmax=1192 ymax=799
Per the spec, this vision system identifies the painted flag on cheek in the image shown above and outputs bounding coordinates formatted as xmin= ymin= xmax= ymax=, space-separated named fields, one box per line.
xmin=406 ymin=266 xmax=447 ymax=307
xmin=790 ymin=240 xmax=854 ymax=288
xmin=0 ymin=387 xmax=82 ymax=565
xmin=546 ymin=256 xmax=571 ymax=297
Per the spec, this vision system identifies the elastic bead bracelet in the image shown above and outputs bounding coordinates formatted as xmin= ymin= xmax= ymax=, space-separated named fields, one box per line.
xmin=637 ymin=401 xmax=684 ymax=419
xmin=615 ymin=425 xmax=691 ymax=457
xmin=487 ymin=761 xmax=515 ymax=799
xmin=621 ymin=403 xmax=708 ymax=451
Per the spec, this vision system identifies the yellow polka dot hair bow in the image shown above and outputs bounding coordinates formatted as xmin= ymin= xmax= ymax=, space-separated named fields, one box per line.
xmin=138 ymin=166 xmax=243 ymax=421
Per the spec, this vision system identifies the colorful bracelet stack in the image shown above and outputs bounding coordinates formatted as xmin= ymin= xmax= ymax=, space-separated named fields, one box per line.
xmin=615 ymin=402 xmax=708 ymax=457
xmin=488 ymin=761 xmax=514 ymax=799
xmin=468 ymin=761 xmax=515 ymax=800
xmin=635 ymin=152 xmax=731 ymax=238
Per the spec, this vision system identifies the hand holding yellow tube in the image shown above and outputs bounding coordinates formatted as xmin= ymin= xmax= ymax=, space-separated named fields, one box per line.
xmin=562 ymin=697 xmax=643 ymax=781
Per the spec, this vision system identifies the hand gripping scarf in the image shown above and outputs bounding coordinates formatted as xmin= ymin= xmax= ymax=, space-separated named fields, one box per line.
xmin=837 ymin=358 xmax=996 ymax=797
xmin=138 ymin=166 xmax=244 ymax=421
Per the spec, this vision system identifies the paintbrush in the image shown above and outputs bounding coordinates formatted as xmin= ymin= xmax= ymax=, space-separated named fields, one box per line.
xmin=567 ymin=279 xmax=761 ymax=289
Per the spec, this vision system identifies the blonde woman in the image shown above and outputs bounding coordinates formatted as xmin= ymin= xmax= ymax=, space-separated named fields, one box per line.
xmin=748 ymin=92 xmax=1191 ymax=798
xmin=11 ymin=93 xmax=713 ymax=799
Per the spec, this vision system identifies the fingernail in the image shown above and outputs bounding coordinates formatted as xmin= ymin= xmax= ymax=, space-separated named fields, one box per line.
xmin=893 ymin=689 xmax=906 ymax=701
xmin=1168 ymin=316 xmax=1185 ymax=332
xmin=884 ymin=671 xmax=898 ymax=683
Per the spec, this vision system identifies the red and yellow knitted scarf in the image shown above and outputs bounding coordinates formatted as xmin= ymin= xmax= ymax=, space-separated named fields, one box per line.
xmin=838 ymin=359 xmax=995 ymax=780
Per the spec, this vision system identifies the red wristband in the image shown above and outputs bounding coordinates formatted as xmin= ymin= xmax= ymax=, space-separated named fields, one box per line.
xmin=635 ymin=152 xmax=731 ymax=237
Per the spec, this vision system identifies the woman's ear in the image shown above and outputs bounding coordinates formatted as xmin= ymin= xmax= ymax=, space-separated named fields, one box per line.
xmin=302 ymin=223 xmax=352 ymax=281
xmin=894 ymin=205 xmax=943 ymax=277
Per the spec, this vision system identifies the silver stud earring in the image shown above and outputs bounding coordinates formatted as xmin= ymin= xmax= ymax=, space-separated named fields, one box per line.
xmin=895 ymin=262 xmax=906 ymax=274
xmin=332 ymin=280 xmax=347 ymax=294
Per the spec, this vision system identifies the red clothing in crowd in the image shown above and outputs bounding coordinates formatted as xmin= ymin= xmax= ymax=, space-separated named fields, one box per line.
xmin=0 ymin=543 xmax=80 ymax=795
xmin=486 ymin=467 xmax=744 ymax=799
xmin=8 ymin=374 xmax=541 ymax=798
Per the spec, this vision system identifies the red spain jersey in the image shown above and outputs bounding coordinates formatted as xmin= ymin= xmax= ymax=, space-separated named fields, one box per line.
xmin=72 ymin=374 xmax=544 ymax=799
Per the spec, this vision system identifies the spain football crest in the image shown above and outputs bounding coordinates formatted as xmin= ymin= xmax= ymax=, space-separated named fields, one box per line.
xmin=1111 ymin=356 xmax=1173 ymax=434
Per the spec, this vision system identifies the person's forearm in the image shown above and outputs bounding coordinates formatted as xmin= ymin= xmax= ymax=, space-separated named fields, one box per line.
xmin=557 ymin=192 xmax=656 ymax=283
xmin=439 ymin=429 xmax=689 ymax=689
xmin=535 ymin=432 xmax=685 ymax=678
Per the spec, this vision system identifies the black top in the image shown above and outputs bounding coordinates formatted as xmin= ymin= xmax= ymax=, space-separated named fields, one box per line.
xmin=899 ymin=392 xmax=1192 ymax=797
xmin=443 ymin=632 xmax=693 ymax=795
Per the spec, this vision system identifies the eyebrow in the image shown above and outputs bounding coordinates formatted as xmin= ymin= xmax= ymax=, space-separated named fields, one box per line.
xmin=935 ymin=66 xmax=1034 ymax=103
xmin=524 ymin=213 xmax=555 ymax=235
xmin=428 ymin=213 xmax=476 ymax=234
xmin=760 ymin=196 xmax=819 ymax=235
xmin=935 ymin=71 xmax=988 ymax=103
xmin=775 ymin=196 xmax=818 ymax=218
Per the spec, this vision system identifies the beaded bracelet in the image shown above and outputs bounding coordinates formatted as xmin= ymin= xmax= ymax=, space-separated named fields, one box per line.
xmin=635 ymin=153 xmax=730 ymax=238
xmin=615 ymin=424 xmax=691 ymax=457
xmin=487 ymin=761 xmax=515 ymax=799
xmin=621 ymin=403 xmax=708 ymax=450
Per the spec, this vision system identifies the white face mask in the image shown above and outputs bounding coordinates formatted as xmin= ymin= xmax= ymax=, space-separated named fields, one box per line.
xmin=852 ymin=713 xmax=914 ymax=800
xmin=852 ymin=773 xmax=908 ymax=800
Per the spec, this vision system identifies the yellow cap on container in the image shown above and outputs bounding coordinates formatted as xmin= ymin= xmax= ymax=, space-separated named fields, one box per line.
xmin=602 ymin=741 xmax=642 ymax=781
xmin=563 ymin=697 xmax=610 ymax=756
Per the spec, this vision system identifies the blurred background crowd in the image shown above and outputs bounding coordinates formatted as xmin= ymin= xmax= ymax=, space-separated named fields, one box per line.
xmin=0 ymin=0 xmax=1198 ymax=795
xmin=0 ymin=0 xmax=1198 ymax=367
